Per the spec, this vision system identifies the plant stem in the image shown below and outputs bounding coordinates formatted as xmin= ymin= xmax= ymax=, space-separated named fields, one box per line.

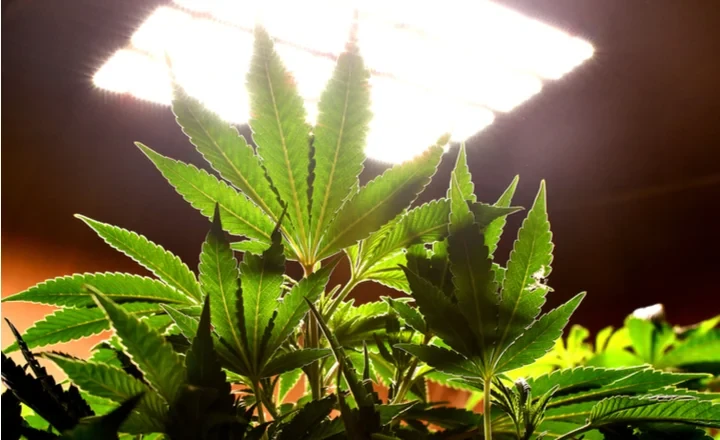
xmin=483 ymin=376 xmax=493 ymax=440
xmin=307 ymin=311 xmax=323 ymax=400
xmin=254 ymin=381 xmax=266 ymax=424
xmin=258 ymin=383 xmax=279 ymax=419
xmin=554 ymin=424 xmax=592 ymax=440
xmin=391 ymin=334 xmax=430 ymax=404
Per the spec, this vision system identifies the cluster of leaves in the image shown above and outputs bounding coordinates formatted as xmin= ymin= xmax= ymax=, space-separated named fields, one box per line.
xmin=4 ymin=25 xmax=720 ymax=440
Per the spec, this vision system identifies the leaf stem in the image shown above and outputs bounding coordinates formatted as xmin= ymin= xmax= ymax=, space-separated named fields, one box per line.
xmin=554 ymin=423 xmax=592 ymax=440
xmin=254 ymin=380 xmax=266 ymax=424
xmin=483 ymin=376 xmax=493 ymax=440
xmin=391 ymin=334 xmax=430 ymax=404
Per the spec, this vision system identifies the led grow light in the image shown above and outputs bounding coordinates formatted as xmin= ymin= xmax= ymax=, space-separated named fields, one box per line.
xmin=93 ymin=1 xmax=593 ymax=163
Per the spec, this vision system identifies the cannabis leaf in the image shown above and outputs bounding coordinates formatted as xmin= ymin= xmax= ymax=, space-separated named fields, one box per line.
xmin=77 ymin=215 xmax=202 ymax=301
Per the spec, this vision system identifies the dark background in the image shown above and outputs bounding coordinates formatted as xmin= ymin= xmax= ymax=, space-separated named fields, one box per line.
xmin=3 ymin=0 xmax=720 ymax=333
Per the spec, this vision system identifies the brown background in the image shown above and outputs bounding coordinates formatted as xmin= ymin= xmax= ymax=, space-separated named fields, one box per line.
xmin=2 ymin=1 xmax=720 ymax=367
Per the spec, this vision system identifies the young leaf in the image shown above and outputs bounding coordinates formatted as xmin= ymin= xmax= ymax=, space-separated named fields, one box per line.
xmin=92 ymin=291 xmax=186 ymax=404
xmin=261 ymin=349 xmax=332 ymax=377
xmin=170 ymin=83 xmax=284 ymax=225
xmin=496 ymin=181 xmax=553 ymax=351
xmin=184 ymin=295 xmax=233 ymax=413
xmin=137 ymin=143 xmax=275 ymax=244
xmin=199 ymin=207 xmax=252 ymax=373
xmin=447 ymin=144 xmax=476 ymax=205
xmin=1 ymin=273 xmax=190 ymax=308
xmin=484 ymin=176 xmax=520 ymax=256
xmin=317 ymin=145 xmax=444 ymax=259
xmin=77 ymin=215 xmax=202 ymax=301
xmin=43 ymin=353 xmax=167 ymax=431
xmin=395 ymin=344 xmax=481 ymax=378
xmin=382 ymin=297 xmax=427 ymax=334
xmin=241 ymin=221 xmax=286 ymax=371
xmin=495 ymin=292 xmax=586 ymax=373
xmin=309 ymin=34 xmax=372 ymax=252
xmin=248 ymin=26 xmax=311 ymax=253
xmin=266 ymin=260 xmax=337 ymax=358
xmin=3 ymin=303 xmax=163 ymax=353
xmin=588 ymin=395 xmax=720 ymax=428
xmin=402 ymin=266 xmax=475 ymax=356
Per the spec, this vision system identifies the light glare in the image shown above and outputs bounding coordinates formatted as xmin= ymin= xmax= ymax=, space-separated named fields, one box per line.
xmin=93 ymin=1 xmax=593 ymax=163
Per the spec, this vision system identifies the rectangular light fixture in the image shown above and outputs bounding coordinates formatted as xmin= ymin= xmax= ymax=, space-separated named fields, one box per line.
xmin=93 ymin=1 xmax=593 ymax=163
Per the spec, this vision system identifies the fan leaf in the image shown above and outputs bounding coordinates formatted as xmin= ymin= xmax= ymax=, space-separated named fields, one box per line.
xmin=317 ymin=145 xmax=443 ymax=259
xmin=248 ymin=26 xmax=311 ymax=255
xmin=261 ymin=348 xmax=332 ymax=377
xmin=4 ymin=303 xmax=163 ymax=353
xmin=92 ymin=291 xmax=186 ymax=404
xmin=77 ymin=215 xmax=202 ymax=301
xmin=137 ymin=142 xmax=274 ymax=244
xmin=170 ymin=83 xmax=284 ymax=226
xmin=495 ymin=292 xmax=585 ymax=373
xmin=309 ymin=37 xmax=372 ymax=252
xmin=2 ymin=273 xmax=190 ymax=308
xmin=496 ymin=181 xmax=553 ymax=352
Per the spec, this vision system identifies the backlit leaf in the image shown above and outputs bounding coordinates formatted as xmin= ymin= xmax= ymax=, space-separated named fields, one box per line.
xmin=77 ymin=215 xmax=201 ymax=301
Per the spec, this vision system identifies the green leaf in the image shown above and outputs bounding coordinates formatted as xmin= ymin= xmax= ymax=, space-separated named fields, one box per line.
xmin=528 ymin=366 xmax=645 ymax=398
xmin=62 ymin=394 xmax=144 ymax=440
xmin=309 ymin=39 xmax=372 ymax=252
xmin=77 ymin=215 xmax=202 ymax=302
xmin=495 ymin=292 xmax=585 ymax=373
xmin=496 ymin=181 xmax=553 ymax=351
xmin=364 ymin=199 xmax=451 ymax=268
xmin=484 ymin=176 xmax=519 ymax=256
xmin=395 ymin=344 xmax=481 ymax=378
xmin=92 ymin=291 xmax=186 ymax=404
xmin=231 ymin=240 xmax=271 ymax=255
xmin=382 ymin=297 xmax=426 ymax=334
xmin=447 ymin=221 xmax=497 ymax=357
xmin=468 ymin=203 xmax=523 ymax=231
xmin=266 ymin=260 xmax=337 ymax=358
xmin=317 ymin=145 xmax=443 ymax=259
xmin=241 ymin=222 xmax=286 ymax=371
xmin=377 ymin=402 xmax=418 ymax=425
xmin=170 ymin=82 xmax=284 ymax=226
xmin=248 ymin=26 xmax=311 ymax=254
xmin=588 ymin=395 xmax=720 ymax=428
xmin=4 ymin=303 xmax=163 ymax=353
xmin=447 ymin=144 xmax=476 ymax=205
xmin=658 ymin=330 xmax=720 ymax=368
xmin=548 ymin=368 xmax=711 ymax=408
xmin=362 ymin=252 xmax=409 ymax=293
xmin=276 ymin=395 xmax=336 ymax=440
xmin=43 ymin=353 xmax=167 ymax=432
xmin=402 ymin=266 xmax=475 ymax=356
xmin=277 ymin=368 xmax=303 ymax=403
xmin=184 ymin=295 xmax=233 ymax=412
xmin=262 ymin=349 xmax=332 ymax=377
xmin=137 ymin=143 xmax=274 ymax=244
xmin=1 ymin=273 xmax=190 ymax=308
xmin=199 ymin=208 xmax=251 ymax=373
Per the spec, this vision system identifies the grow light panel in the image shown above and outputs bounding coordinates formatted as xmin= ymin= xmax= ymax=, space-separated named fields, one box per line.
xmin=93 ymin=1 xmax=593 ymax=163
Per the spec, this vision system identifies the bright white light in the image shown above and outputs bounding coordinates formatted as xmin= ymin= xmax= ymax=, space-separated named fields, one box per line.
xmin=93 ymin=1 xmax=593 ymax=163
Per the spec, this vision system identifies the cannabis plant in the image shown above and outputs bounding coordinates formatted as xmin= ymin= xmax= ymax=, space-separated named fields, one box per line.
xmin=4 ymin=26 xmax=720 ymax=439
